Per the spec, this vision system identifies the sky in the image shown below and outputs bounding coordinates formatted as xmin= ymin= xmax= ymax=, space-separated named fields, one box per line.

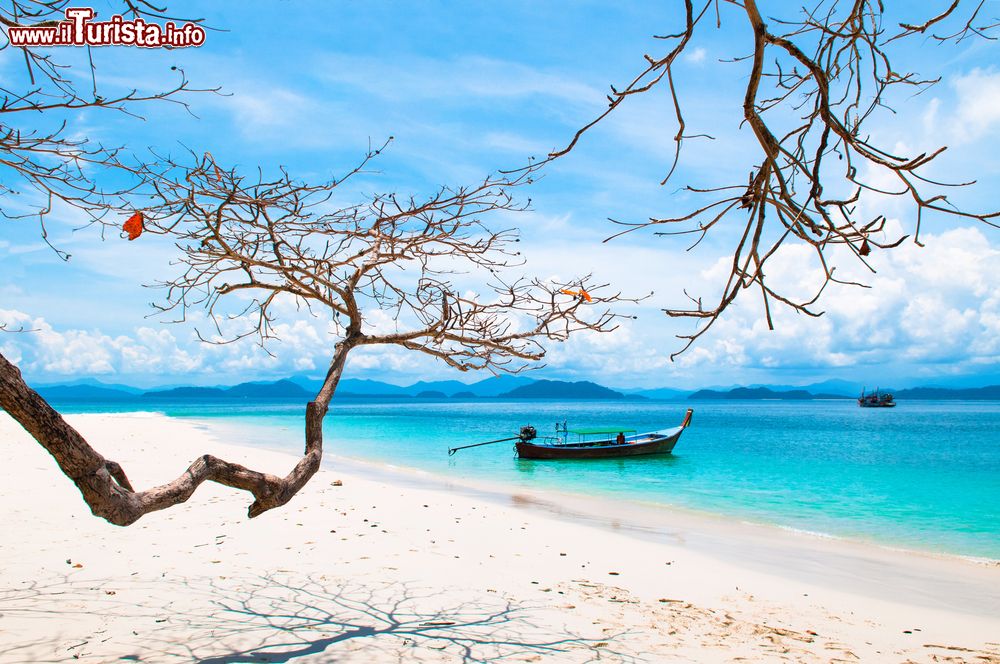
xmin=1 ymin=1 xmax=999 ymax=389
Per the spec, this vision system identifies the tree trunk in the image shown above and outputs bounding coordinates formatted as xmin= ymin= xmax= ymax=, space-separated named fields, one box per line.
xmin=0 ymin=341 xmax=352 ymax=526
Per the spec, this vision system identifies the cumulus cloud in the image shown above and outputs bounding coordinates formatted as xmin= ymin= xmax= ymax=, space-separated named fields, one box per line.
xmin=674 ymin=226 xmax=1000 ymax=376
xmin=947 ymin=68 xmax=1000 ymax=144
xmin=543 ymin=321 xmax=676 ymax=381
xmin=1 ymin=304 xmax=462 ymax=385
xmin=1 ymin=224 xmax=996 ymax=388
xmin=1 ymin=311 xmax=202 ymax=378
xmin=0 ymin=340 xmax=23 ymax=366
xmin=519 ymin=233 xmax=994 ymax=384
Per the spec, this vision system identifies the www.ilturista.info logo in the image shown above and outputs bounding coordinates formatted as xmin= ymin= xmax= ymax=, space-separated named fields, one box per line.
xmin=6 ymin=8 xmax=206 ymax=48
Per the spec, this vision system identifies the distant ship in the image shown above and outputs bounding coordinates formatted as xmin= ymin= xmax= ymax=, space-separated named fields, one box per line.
xmin=858 ymin=388 xmax=895 ymax=408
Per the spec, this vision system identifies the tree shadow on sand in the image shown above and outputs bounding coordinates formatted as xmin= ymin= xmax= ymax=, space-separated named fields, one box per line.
xmin=0 ymin=571 xmax=637 ymax=663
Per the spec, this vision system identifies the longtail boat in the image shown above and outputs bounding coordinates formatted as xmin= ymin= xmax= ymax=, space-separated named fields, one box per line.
xmin=514 ymin=409 xmax=693 ymax=460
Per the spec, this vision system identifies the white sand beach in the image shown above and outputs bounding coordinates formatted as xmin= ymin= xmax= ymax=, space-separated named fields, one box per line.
xmin=1 ymin=412 xmax=998 ymax=662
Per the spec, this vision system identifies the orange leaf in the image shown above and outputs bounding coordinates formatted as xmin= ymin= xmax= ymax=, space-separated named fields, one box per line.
xmin=123 ymin=211 xmax=144 ymax=241
xmin=560 ymin=288 xmax=593 ymax=302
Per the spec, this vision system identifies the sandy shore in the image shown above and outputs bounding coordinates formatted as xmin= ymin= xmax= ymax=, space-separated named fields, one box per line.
xmin=1 ymin=412 xmax=998 ymax=663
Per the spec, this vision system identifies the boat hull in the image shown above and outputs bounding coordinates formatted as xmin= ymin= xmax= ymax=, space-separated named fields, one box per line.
xmin=515 ymin=410 xmax=692 ymax=460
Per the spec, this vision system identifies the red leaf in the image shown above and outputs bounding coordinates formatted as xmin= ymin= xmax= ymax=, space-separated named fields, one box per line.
xmin=859 ymin=238 xmax=870 ymax=256
xmin=124 ymin=212 xmax=144 ymax=241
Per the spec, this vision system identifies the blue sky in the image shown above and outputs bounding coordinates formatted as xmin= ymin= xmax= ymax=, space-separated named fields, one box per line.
xmin=2 ymin=1 xmax=999 ymax=389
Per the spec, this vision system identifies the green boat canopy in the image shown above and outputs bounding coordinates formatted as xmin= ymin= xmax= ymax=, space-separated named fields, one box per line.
xmin=566 ymin=428 xmax=638 ymax=435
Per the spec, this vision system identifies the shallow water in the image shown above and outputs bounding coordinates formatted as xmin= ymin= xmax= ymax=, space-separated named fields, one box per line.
xmin=56 ymin=397 xmax=1000 ymax=559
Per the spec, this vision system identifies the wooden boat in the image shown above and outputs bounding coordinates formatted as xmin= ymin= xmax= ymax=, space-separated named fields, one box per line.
xmin=515 ymin=409 xmax=693 ymax=460
xmin=858 ymin=388 xmax=895 ymax=408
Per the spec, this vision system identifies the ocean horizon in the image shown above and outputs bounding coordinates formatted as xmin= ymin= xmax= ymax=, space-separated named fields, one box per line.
xmin=43 ymin=396 xmax=1000 ymax=561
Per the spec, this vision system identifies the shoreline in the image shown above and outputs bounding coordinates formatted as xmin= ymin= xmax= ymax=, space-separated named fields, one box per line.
xmin=2 ymin=411 xmax=998 ymax=662
xmin=338 ymin=450 xmax=1000 ymax=566
xmin=187 ymin=410 xmax=1000 ymax=568
xmin=318 ymin=453 xmax=1000 ymax=617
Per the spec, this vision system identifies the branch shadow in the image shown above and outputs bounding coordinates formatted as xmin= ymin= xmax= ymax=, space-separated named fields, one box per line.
xmin=0 ymin=571 xmax=638 ymax=663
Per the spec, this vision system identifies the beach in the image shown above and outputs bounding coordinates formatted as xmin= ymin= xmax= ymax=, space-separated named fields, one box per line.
xmin=1 ymin=412 xmax=998 ymax=663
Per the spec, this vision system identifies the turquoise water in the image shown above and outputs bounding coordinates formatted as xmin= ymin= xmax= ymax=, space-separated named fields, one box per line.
xmin=53 ymin=398 xmax=1000 ymax=559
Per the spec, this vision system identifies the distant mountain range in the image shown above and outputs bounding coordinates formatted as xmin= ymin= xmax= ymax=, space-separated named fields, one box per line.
xmin=143 ymin=379 xmax=310 ymax=400
xmin=28 ymin=377 xmax=1000 ymax=402
xmin=284 ymin=374 xmax=533 ymax=398
xmin=619 ymin=386 xmax=690 ymax=400
xmin=689 ymin=387 xmax=849 ymax=400
xmin=499 ymin=380 xmax=633 ymax=400
xmin=894 ymin=385 xmax=1000 ymax=400
xmin=36 ymin=384 xmax=142 ymax=401
xmin=689 ymin=385 xmax=1000 ymax=400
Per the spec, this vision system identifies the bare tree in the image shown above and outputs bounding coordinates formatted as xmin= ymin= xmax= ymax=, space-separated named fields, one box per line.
xmin=539 ymin=0 xmax=999 ymax=356
xmin=0 ymin=2 xmax=628 ymax=526
xmin=0 ymin=146 xmax=628 ymax=525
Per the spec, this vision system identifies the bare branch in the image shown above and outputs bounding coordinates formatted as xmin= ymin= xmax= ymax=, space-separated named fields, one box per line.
xmin=1 ymin=0 xmax=216 ymax=255
xmin=1 ymin=144 xmax=633 ymax=524
xmin=131 ymin=148 xmax=634 ymax=376
xmin=533 ymin=0 xmax=999 ymax=353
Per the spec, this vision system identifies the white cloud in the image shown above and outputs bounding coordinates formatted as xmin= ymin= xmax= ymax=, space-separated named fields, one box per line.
xmin=675 ymin=226 xmax=1000 ymax=375
xmin=948 ymin=68 xmax=1000 ymax=144
xmin=0 ymin=309 xmax=33 ymax=330
xmin=0 ymin=300 xmax=474 ymax=385
xmin=224 ymin=87 xmax=315 ymax=132
xmin=120 ymin=328 xmax=202 ymax=374
xmin=32 ymin=323 xmax=118 ymax=375
xmin=1 ymin=312 xmax=203 ymax=377
xmin=318 ymin=54 xmax=603 ymax=107
xmin=2 ymin=217 xmax=997 ymax=389
xmin=0 ymin=341 xmax=23 ymax=365
xmin=684 ymin=47 xmax=707 ymax=64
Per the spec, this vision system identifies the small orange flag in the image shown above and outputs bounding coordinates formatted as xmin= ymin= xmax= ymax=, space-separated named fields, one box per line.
xmin=123 ymin=211 xmax=144 ymax=241
xmin=560 ymin=288 xmax=593 ymax=302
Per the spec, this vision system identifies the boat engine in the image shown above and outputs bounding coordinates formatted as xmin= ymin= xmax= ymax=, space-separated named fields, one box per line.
xmin=518 ymin=425 xmax=537 ymax=442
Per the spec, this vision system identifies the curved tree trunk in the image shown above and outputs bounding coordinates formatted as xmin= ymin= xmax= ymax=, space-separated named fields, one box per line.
xmin=0 ymin=341 xmax=352 ymax=526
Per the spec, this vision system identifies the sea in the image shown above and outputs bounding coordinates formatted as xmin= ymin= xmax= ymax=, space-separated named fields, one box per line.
xmin=51 ymin=397 xmax=1000 ymax=561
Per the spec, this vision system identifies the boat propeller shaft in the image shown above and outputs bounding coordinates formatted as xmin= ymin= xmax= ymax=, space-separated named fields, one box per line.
xmin=447 ymin=426 xmax=537 ymax=456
